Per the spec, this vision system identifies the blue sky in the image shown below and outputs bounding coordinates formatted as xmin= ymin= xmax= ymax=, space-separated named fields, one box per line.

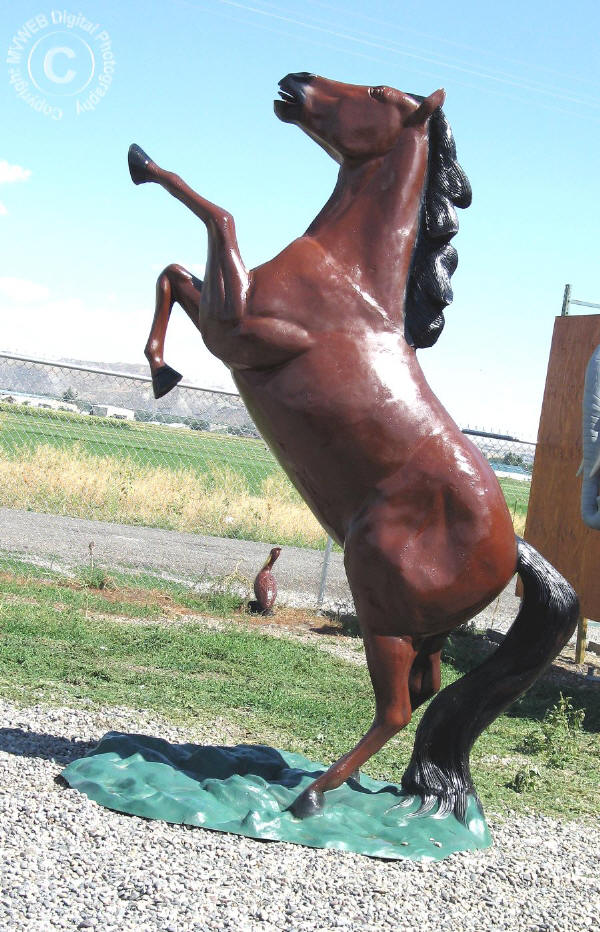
xmin=1 ymin=0 xmax=599 ymax=438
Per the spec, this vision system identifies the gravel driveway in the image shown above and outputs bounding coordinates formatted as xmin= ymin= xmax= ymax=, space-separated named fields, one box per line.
xmin=2 ymin=507 xmax=597 ymax=646
xmin=2 ymin=699 xmax=599 ymax=932
xmin=0 ymin=507 xmax=523 ymax=625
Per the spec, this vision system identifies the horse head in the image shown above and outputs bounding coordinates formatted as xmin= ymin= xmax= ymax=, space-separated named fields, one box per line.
xmin=274 ymin=73 xmax=445 ymax=163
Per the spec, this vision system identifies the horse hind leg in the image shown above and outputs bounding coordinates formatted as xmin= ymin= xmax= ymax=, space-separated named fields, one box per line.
xmin=408 ymin=633 xmax=448 ymax=711
xmin=145 ymin=264 xmax=202 ymax=399
xmin=402 ymin=539 xmax=579 ymax=823
xmin=289 ymin=631 xmax=416 ymax=818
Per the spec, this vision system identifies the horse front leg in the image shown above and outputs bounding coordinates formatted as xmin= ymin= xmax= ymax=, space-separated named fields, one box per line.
xmin=145 ymin=264 xmax=202 ymax=399
xmin=128 ymin=145 xmax=249 ymax=390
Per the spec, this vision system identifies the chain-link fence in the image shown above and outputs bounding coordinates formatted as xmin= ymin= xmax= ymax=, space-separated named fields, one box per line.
xmin=0 ymin=351 xmax=536 ymax=598
xmin=0 ymin=351 xmax=327 ymax=547
xmin=462 ymin=428 xmax=534 ymax=532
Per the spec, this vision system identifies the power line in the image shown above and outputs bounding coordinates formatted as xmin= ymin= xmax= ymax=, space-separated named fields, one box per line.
xmin=305 ymin=0 xmax=599 ymax=92
xmin=172 ymin=0 xmax=600 ymax=120
xmin=212 ymin=0 xmax=600 ymax=108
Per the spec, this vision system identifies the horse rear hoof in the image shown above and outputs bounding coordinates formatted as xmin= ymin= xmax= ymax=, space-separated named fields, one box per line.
xmin=128 ymin=144 xmax=153 ymax=185
xmin=152 ymin=364 xmax=182 ymax=399
xmin=288 ymin=787 xmax=325 ymax=819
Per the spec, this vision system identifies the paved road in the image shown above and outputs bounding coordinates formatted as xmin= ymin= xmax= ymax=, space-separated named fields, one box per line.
xmin=0 ymin=507 xmax=352 ymax=609
xmin=0 ymin=507 xmax=526 ymax=628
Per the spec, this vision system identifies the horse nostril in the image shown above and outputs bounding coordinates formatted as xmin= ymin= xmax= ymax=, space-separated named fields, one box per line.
xmin=292 ymin=72 xmax=315 ymax=84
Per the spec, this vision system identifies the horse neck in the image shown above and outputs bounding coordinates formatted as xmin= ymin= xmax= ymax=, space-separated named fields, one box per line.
xmin=306 ymin=131 xmax=429 ymax=311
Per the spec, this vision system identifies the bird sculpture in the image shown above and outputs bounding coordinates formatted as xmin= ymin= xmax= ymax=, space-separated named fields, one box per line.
xmin=248 ymin=547 xmax=282 ymax=615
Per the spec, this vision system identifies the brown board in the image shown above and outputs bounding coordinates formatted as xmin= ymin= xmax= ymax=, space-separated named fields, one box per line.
xmin=524 ymin=314 xmax=600 ymax=620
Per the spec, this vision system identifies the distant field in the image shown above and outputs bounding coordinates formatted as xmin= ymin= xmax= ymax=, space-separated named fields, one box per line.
xmin=0 ymin=404 xmax=278 ymax=493
xmin=496 ymin=477 xmax=530 ymax=535
xmin=0 ymin=403 xmax=530 ymax=542
xmin=0 ymin=403 xmax=327 ymax=548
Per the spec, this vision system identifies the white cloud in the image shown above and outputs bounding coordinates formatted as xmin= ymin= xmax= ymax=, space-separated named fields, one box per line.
xmin=0 ymin=277 xmax=50 ymax=303
xmin=0 ymin=202 xmax=7 ymax=216
xmin=0 ymin=283 xmax=236 ymax=394
xmin=0 ymin=160 xmax=31 ymax=184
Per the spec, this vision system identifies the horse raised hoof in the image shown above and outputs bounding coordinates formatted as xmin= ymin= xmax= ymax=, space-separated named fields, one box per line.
xmin=288 ymin=786 xmax=325 ymax=819
xmin=128 ymin=144 xmax=155 ymax=185
xmin=151 ymin=364 xmax=182 ymax=399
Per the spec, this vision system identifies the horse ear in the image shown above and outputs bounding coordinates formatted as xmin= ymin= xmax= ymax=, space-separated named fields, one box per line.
xmin=407 ymin=88 xmax=446 ymax=125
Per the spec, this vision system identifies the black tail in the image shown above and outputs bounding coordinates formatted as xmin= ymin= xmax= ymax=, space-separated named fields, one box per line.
xmin=401 ymin=537 xmax=579 ymax=822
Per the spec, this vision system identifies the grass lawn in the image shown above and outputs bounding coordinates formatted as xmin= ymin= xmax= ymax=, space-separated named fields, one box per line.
xmin=1 ymin=555 xmax=597 ymax=821
xmin=0 ymin=404 xmax=279 ymax=493
xmin=496 ymin=476 xmax=530 ymax=534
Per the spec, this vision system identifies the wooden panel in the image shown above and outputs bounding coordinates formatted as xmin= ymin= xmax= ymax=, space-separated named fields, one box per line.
xmin=524 ymin=314 xmax=600 ymax=619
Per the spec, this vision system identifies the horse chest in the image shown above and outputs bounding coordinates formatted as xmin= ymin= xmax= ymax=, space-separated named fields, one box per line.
xmin=234 ymin=333 xmax=432 ymax=494
xmin=249 ymin=240 xmax=384 ymax=332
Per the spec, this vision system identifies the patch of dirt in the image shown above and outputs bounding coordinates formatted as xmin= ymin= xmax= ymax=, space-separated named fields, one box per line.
xmin=243 ymin=603 xmax=343 ymax=633
xmin=544 ymin=645 xmax=600 ymax=689
xmin=0 ymin=592 xmax=40 ymax=607
xmin=1 ymin=570 xmax=203 ymax=618
xmin=73 ymin=581 xmax=190 ymax=614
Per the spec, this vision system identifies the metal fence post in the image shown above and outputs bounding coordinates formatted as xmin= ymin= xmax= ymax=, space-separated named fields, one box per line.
xmin=575 ymin=616 xmax=588 ymax=665
xmin=317 ymin=535 xmax=334 ymax=610
xmin=561 ymin=285 xmax=600 ymax=316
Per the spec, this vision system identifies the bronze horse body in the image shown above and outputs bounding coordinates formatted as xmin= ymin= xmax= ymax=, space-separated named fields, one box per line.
xmin=129 ymin=74 xmax=578 ymax=821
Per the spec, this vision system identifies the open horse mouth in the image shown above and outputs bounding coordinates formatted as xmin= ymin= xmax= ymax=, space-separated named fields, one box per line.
xmin=274 ymin=73 xmax=311 ymax=122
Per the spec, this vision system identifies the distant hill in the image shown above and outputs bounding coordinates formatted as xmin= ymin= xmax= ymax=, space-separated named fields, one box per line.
xmin=59 ymin=358 xmax=150 ymax=377
xmin=0 ymin=353 xmax=258 ymax=435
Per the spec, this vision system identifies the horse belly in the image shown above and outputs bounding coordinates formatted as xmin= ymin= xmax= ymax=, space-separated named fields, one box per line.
xmin=343 ymin=436 xmax=517 ymax=635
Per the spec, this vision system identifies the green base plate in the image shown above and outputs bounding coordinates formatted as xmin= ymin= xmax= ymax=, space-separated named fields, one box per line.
xmin=62 ymin=733 xmax=491 ymax=861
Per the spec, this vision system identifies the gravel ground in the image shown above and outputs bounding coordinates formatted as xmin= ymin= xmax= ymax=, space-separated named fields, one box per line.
xmin=2 ymin=698 xmax=599 ymax=932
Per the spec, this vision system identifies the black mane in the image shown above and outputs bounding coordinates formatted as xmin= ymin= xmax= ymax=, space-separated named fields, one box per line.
xmin=404 ymin=98 xmax=472 ymax=349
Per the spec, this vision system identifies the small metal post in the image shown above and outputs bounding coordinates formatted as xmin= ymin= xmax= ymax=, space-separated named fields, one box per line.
xmin=317 ymin=535 xmax=334 ymax=610
xmin=561 ymin=283 xmax=571 ymax=316
xmin=575 ymin=616 xmax=588 ymax=665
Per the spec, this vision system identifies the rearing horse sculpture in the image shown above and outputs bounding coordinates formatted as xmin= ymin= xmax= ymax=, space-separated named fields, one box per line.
xmin=129 ymin=74 xmax=578 ymax=823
